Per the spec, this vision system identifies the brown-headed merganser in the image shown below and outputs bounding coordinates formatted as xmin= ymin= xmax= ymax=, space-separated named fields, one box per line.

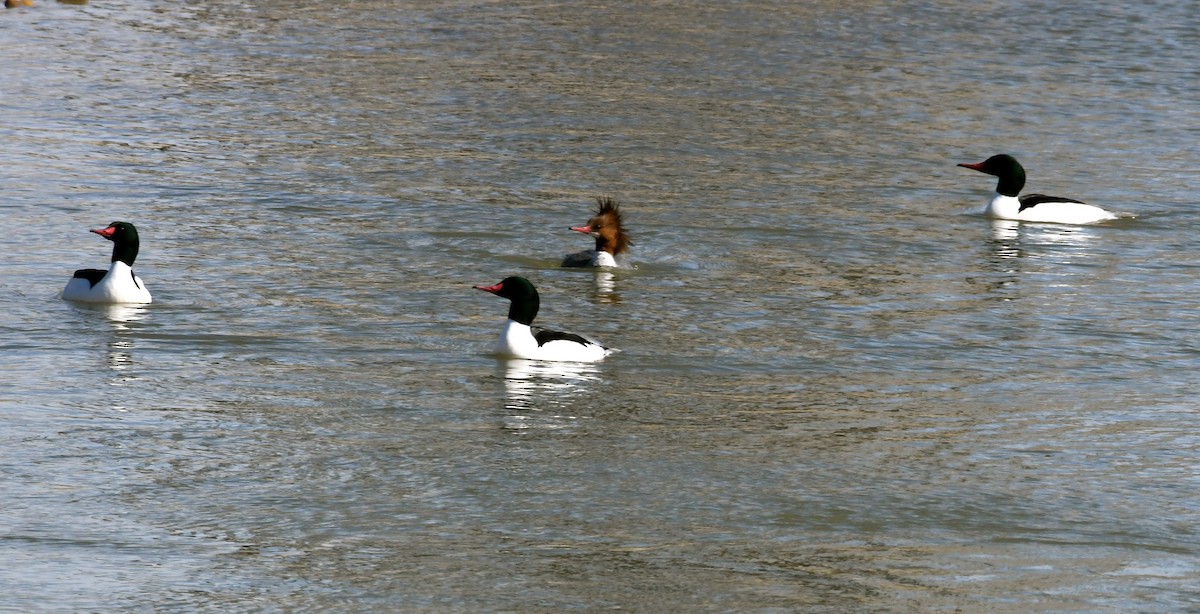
xmin=474 ymin=276 xmax=612 ymax=362
xmin=62 ymin=222 xmax=152 ymax=304
xmin=561 ymin=197 xmax=631 ymax=268
xmin=958 ymin=154 xmax=1118 ymax=225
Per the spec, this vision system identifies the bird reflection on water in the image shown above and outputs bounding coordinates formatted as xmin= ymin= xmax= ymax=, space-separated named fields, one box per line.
xmin=101 ymin=305 xmax=148 ymax=378
xmin=67 ymin=303 xmax=150 ymax=388
xmin=496 ymin=358 xmax=603 ymax=432
xmin=591 ymin=270 xmax=621 ymax=305
xmin=988 ymin=218 xmax=1104 ymax=265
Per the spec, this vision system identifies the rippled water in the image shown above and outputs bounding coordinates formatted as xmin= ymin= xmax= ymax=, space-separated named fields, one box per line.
xmin=3 ymin=1 xmax=1199 ymax=611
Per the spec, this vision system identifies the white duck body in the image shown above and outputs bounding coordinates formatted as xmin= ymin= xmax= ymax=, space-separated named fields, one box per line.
xmin=985 ymin=193 xmax=1117 ymax=225
xmin=62 ymin=221 xmax=153 ymax=304
xmin=496 ymin=320 xmax=610 ymax=362
xmin=562 ymin=249 xmax=618 ymax=268
xmin=62 ymin=260 xmax=152 ymax=304
xmin=591 ymin=250 xmax=618 ymax=268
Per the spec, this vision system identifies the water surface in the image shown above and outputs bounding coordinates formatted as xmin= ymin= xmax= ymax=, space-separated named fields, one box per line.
xmin=2 ymin=1 xmax=1199 ymax=611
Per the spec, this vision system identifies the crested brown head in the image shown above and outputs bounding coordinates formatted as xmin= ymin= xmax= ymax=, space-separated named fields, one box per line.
xmin=587 ymin=196 xmax=631 ymax=256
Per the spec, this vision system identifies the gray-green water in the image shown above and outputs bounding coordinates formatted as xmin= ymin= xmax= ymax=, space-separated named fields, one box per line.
xmin=3 ymin=1 xmax=1198 ymax=611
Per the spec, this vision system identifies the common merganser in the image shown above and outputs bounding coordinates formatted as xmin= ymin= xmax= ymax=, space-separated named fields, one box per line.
xmin=561 ymin=197 xmax=631 ymax=268
xmin=474 ymin=276 xmax=612 ymax=362
xmin=62 ymin=221 xmax=152 ymax=304
xmin=958 ymin=154 xmax=1117 ymax=225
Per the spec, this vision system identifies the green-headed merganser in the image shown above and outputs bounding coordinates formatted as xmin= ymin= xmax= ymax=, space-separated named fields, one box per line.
xmin=958 ymin=154 xmax=1117 ymax=225
xmin=474 ymin=276 xmax=611 ymax=362
xmin=62 ymin=221 xmax=152 ymax=304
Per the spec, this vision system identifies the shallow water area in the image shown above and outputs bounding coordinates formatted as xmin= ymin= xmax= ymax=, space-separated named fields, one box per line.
xmin=2 ymin=0 xmax=1199 ymax=611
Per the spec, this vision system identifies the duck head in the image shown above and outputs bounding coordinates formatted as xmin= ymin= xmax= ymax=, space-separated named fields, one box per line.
xmin=475 ymin=276 xmax=540 ymax=326
xmin=91 ymin=221 xmax=141 ymax=266
xmin=958 ymin=154 xmax=1026 ymax=197
xmin=570 ymin=197 xmax=631 ymax=257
